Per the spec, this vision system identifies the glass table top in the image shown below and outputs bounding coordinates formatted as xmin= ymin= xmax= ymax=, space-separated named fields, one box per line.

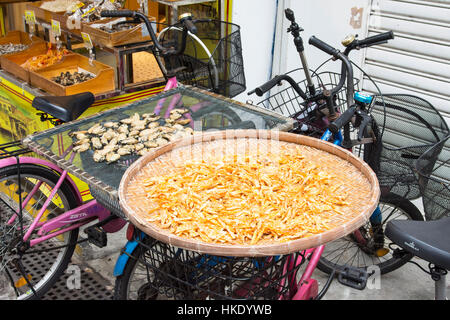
xmin=23 ymin=86 xmax=293 ymax=192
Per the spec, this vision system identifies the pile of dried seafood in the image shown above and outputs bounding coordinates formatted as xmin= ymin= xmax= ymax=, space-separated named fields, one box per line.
xmin=71 ymin=109 xmax=194 ymax=164
xmin=52 ymin=71 xmax=94 ymax=86
xmin=0 ymin=43 xmax=28 ymax=55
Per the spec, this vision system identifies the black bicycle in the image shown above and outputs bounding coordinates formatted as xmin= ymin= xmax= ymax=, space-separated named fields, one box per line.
xmin=248 ymin=8 xmax=449 ymax=283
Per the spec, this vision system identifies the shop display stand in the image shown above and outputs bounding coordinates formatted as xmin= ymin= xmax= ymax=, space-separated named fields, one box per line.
xmin=154 ymin=0 xmax=216 ymax=24
xmin=22 ymin=15 xmax=166 ymax=99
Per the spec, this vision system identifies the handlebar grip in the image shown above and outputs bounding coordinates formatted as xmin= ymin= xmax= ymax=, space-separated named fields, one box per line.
xmin=183 ymin=18 xmax=198 ymax=34
xmin=100 ymin=10 xmax=136 ymax=18
xmin=253 ymin=75 xmax=285 ymax=96
xmin=329 ymin=106 xmax=357 ymax=133
xmin=358 ymin=31 xmax=394 ymax=47
xmin=308 ymin=36 xmax=339 ymax=57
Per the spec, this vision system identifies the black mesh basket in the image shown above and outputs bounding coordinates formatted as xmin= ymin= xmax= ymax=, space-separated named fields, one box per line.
xmin=369 ymin=94 xmax=449 ymax=200
xmin=416 ymin=135 xmax=450 ymax=221
xmin=255 ymin=70 xmax=359 ymax=138
xmin=159 ymin=19 xmax=246 ymax=98
xmin=131 ymin=236 xmax=307 ymax=300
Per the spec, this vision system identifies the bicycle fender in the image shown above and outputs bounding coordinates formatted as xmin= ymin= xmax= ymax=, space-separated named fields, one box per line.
xmin=113 ymin=239 xmax=140 ymax=277
xmin=0 ymin=156 xmax=82 ymax=204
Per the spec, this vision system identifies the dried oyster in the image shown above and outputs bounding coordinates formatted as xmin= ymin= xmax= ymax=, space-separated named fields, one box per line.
xmin=73 ymin=143 xmax=90 ymax=153
xmin=106 ymin=152 xmax=120 ymax=164
xmin=118 ymin=124 xmax=129 ymax=134
xmin=88 ymin=124 xmax=105 ymax=135
xmin=117 ymin=146 xmax=132 ymax=156
xmin=93 ymin=151 xmax=105 ymax=162
xmin=176 ymin=119 xmax=191 ymax=125
xmin=91 ymin=137 xmax=102 ymax=149
xmin=103 ymin=121 xmax=119 ymax=128
xmin=122 ymin=137 xmax=138 ymax=145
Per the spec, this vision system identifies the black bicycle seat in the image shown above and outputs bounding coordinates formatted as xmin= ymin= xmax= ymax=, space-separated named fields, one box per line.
xmin=385 ymin=217 xmax=450 ymax=269
xmin=32 ymin=92 xmax=95 ymax=123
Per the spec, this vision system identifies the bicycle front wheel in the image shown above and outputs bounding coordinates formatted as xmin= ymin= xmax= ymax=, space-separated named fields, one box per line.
xmin=316 ymin=192 xmax=423 ymax=275
xmin=0 ymin=164 xmax=79 ymax=300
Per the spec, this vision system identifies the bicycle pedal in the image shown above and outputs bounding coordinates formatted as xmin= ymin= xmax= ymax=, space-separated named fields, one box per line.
xmin=337 ymin=266 xmax=367 ymax=290
xmin=85 ymin=226 xmax=107 ymax=248
xmin=376 ymin=248 xmax=389 ymax=257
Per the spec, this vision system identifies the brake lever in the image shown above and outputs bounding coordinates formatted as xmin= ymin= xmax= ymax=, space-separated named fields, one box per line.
xmin=356 ymin=111 xmax=373 ymax=142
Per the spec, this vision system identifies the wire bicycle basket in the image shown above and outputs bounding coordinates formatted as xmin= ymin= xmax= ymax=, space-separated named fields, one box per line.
xmin=416 ymin=135 xmax=450 ymax=221
xmin=131 ymin=235 xmax=307 ymax=300
xmin=368 ymin=94 xmax=449 ymax=200
xmin=255 ymin=70 xmax=359 ymax=138
xmin=158 ymin=19 xmax=246 ymax=98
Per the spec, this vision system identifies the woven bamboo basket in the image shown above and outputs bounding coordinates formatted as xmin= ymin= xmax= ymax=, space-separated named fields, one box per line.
xmin=119 ymin=130 xmax=380 ymax=257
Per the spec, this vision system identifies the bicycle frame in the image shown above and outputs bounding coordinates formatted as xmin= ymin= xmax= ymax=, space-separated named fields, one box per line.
xmin=2 ymin=145 xmax=126 ymax=248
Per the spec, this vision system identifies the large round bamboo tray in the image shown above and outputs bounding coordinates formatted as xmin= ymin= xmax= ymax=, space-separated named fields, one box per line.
xmin=119 ymin=130 xmax=380 ymax=257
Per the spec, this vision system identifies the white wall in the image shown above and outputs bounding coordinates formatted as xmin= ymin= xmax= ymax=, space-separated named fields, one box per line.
xmin=282 ymin=0 xmax=371 ymax=75
xmin=231 ymin=0 xmax=371 ymax=104
xmin=231 ymin=0 xmax=278 ymax=103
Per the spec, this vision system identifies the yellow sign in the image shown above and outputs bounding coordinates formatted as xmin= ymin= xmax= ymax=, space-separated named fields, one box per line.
xmin=24 ymin=10 xmax=36 ymax=25
xmin=81 ymin=32 xmax=93 ymax=49
xmin=72 ymin=2 xmax=85 ymax=12
xmin=51 ymin=19 xmax=61 ymax=37
xmin=81 ymin=7 xmax=95 ymax=18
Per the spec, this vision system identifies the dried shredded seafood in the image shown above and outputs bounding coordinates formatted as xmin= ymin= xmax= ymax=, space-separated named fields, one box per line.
xmin=138 ymin=148 xmax=360 ymax=246
xmin=21 ymin=45 xmax=69 ymax=71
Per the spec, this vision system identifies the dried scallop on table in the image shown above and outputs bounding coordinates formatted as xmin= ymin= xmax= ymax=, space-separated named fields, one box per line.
xmin=70 ymin=108 xmax=194 ymax=164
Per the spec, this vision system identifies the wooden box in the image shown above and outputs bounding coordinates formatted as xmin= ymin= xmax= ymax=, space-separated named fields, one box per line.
xmin=0 ymin=31 xmax=45 ymax=67
xmin=29 ymin=54 xmax=115 ymax=96
xmin=51 ymin=11 xmax=81 ymax=33
xmin=0 ymin=41 xmax=50 ymax=83
xmin=25 ymin=1 xmax=66 ymax=23
xmin=81 ymin=16 xmax=155 ymax=48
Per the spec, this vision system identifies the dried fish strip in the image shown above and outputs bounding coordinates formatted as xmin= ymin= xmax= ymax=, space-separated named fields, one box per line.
xmin=136 ymin=148 xmax=367 ymax=246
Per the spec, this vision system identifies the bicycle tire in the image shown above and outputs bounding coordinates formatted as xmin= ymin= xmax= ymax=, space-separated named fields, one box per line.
xmin=316 ymin=192 xmax=423 ymax=275
xmin=0 ymin=164 xmax=79 ymax=300
xmin=114 ymin=241 xmax=159 ymax=300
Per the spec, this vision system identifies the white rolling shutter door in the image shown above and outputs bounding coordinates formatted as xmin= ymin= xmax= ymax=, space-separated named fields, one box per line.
xmin=362 ymin=0 xmax=450 ymax=180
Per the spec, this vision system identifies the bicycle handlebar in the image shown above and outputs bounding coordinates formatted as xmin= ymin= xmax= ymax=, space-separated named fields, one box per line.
xmin=179 ymin=13 xmax=198 ymax=34
xmin=308 ymin=36 xmax=340 ymax=58
xmin=308 ymin=36 xmax=355 ymax=108
xmin=248 ymin=74 xmax=308 ymax=100
xmin=329 ymin=106 xmax=356 ymax=133
xmin=100 ymin=10 xmax=193 ymax=57
xmin=101 ymin=9 xmax=135 ymax=18
xmin=357 ymin=31 xmax=394 ymax=48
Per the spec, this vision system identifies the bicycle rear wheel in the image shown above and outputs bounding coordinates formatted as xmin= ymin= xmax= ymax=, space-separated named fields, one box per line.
xmin=317 ymin=192 xmax=423 ymax=275
xmin=0 ymin=164 xmax=79 ymax=299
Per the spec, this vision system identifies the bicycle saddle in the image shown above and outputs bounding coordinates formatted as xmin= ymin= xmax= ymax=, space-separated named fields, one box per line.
xmin=32 ymin=92 xmax=95 ymax=123
xmin=385 ymin=217 xmax=450 ymax=269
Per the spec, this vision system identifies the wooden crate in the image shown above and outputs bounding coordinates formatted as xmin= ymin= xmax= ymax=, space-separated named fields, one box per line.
xmin=51 ymin=11 xmax=81 ymax=33
xmin=0 ymin=31 xmax=45 ymax=68
xmin=81 ymin=16 xmax=155 ymax=48
xmin=29 ymin=53 xmax=115 ymax=96
xmin=25 ymin=1 xmax=66 ymax=23
xmin=0 ymin=30 xmax=43 ymax=47
xmin=0 ymin=41 xmax=49 ymax=83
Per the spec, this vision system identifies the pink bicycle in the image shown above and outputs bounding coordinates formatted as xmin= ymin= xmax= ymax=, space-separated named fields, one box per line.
xmin=0 ymin=10 xmax=245 ymax=300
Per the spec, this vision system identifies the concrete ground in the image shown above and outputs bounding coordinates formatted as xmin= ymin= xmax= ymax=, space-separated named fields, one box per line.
xmin=1 ymin=210 xmax=447 ymax=300
xmin=79 ymin=226 xmax=448 ymax=301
